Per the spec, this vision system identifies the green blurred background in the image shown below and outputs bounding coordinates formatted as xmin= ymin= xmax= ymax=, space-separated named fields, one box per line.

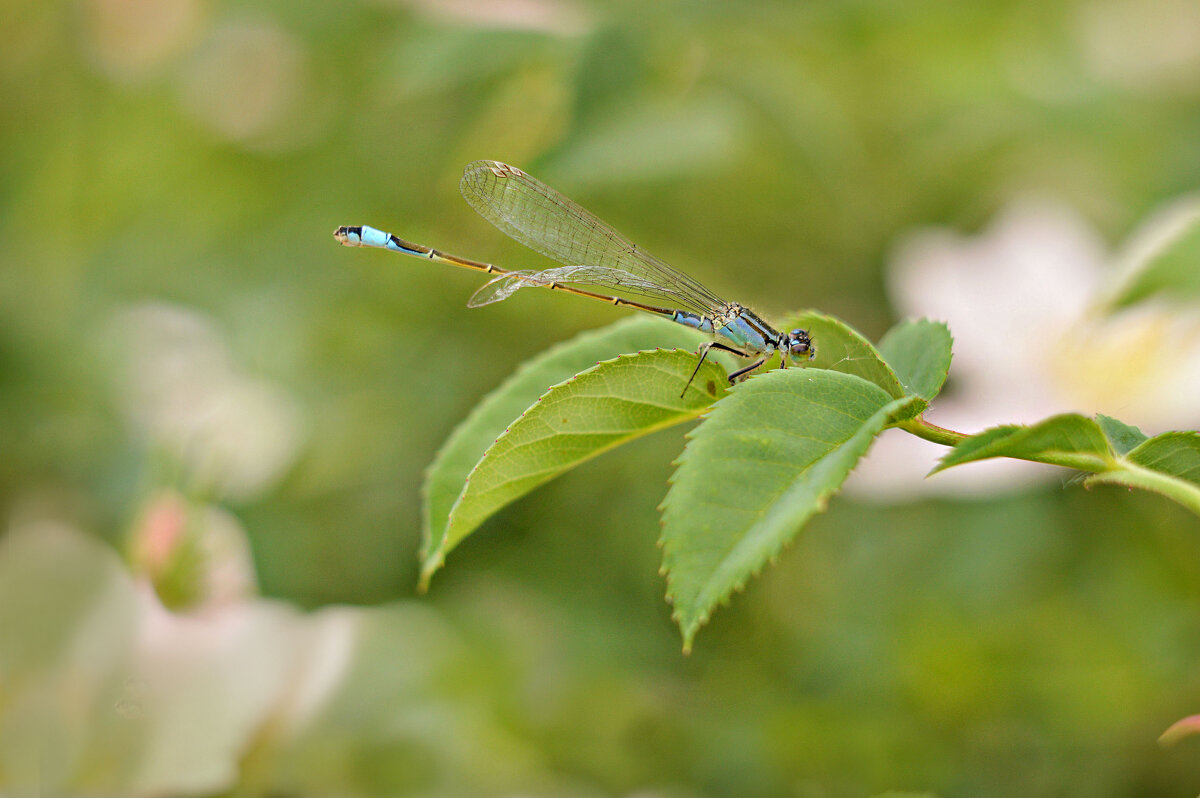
xmin=3 ymin=0 xmax=1200 ymax=795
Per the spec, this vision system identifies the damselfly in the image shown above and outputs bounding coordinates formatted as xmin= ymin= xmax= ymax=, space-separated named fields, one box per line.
xmin=335 ymin=160 xmax=813 ymax=394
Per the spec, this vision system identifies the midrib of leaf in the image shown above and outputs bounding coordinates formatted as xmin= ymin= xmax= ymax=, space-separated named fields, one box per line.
xmin=456 ymin=409 xmax=706 ymax=501
xmin=1019 ymin=450 xmax=1113 ymax=472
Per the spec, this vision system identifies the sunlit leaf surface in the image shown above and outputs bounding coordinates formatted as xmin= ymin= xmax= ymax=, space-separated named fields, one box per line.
xmin=422 ymin=317 xmax=713 ymax=584
xmin=423 ymin=349 xmax=728 ymax=582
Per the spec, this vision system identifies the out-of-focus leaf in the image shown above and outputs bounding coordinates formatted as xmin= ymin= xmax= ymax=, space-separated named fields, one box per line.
xmin=265 ymin=604 xmax=541 ymax=797
xmin=423 ymin=349 xmax=728 ymax=584
xmin=546 ymin=94 xmax=743 ymax=186
xmin=1095 ymin=414 xmax=1148 ymax=456
xmin=779 ymin=310 xmax=906 ymax=398
xmin=1107 ymin=196 xmax=1200 ymax=308
xmin=660 ymin=367 xmax=925 ymax=650
xmin=877 ymin=318 xmax=953 ymax=401
xmin=421 ymin=316 xmax=714 ymax=587
xmin=386 ymin=30 xmax=559 ymax=99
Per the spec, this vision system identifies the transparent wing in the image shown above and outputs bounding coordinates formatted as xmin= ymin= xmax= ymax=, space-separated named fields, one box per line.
xmin=460 ymin=161 xmax=727 ymax=316
xmin=466 ymin=265 xmax=673 ymax=308
xmin=467 ymin=270 xmax=541 ymax=308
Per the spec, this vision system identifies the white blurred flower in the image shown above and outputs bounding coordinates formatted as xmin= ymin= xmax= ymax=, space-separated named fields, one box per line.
xmin=0 ymin=520 xmax=354 ymax=795
xmin=849 ymin=197 xmax=1200 ymax=499
xmin=82 ymin=0 xmax=207 ymax=82
xmin=128 ymin=580 xmax=308 ymax=793
xmin=1052 ymin=303 xmax=1200 ymax=425
xmin=1075 ymin=0 xmax=1200 ymax=94
xmin=0 ymin=521 xmax=488 ymax=795
xmin=109 ymin=303 xmax=303 ymax=502
xmin=177 ymin=17 xmax=324 ymax=151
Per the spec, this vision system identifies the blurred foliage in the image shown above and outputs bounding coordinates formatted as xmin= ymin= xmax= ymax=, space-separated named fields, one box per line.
xmin=3 ymin=0 xmax=1200 ymax=795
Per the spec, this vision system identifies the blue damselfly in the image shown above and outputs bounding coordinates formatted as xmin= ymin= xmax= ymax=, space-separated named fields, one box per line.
xmin=335 ymin=161 xmax=813 ymax=393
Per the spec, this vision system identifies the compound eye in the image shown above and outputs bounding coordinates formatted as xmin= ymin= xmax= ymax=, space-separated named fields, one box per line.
xmin=788 ymin=330 xmax=812 ymax=357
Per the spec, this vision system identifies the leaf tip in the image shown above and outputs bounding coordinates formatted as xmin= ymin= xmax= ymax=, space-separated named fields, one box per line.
xmin=678 ymin=615 xmax=703 ymax=653
xmin=418 ymin=553 xmax=445 ymax=591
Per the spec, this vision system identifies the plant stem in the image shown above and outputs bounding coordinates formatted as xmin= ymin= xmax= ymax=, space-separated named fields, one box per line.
xmin=898 ymin=417 xmax=969 ymax=447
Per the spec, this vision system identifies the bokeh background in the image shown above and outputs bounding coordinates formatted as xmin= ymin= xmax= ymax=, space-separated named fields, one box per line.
xmin=4 ymin=0 xmax=1200 ymax=795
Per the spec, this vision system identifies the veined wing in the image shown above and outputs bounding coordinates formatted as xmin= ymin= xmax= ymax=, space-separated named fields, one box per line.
xmin=459 ymin=161 xmax=726 ymax=317
xmin=467 ymin=265 xmax=675 ymax=308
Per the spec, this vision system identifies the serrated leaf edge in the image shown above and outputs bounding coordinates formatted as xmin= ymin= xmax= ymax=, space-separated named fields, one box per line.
xmin=656 ymin=368 xmax=921 ymax=649
xmin=669 ymin=394 xmax=923 ymax=649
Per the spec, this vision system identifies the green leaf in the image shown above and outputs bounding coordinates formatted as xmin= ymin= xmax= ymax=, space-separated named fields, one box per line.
xmin=1088 ymin=432 xmax=1200 ymax=515
xmin=421 ymin=316 xmax=715 ymax=586
xmin=660 ymin=368 xmax=925 ymax=650
xmin=935 ymin=414 xmax=1200 ymax=516
xmin=1107 ymin=198 xmax=1200 ymax=308
xmin=422 ymin=348 xmax=729 ymax=584
xmin=1125 ymin=432 xmax=1200 ymax=485
xmin=779 ymin=310 xmax=906 ymax=398
xmin=877 ymin=318 xmax=953 ymax=401
xmin=933 ymin=414 xmax=1114 ymax=474
xmin=1095 ymin=414 xmax=1148 ymax=456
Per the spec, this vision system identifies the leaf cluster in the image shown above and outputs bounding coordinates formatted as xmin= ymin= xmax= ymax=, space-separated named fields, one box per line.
xmin=420 ymin=312 xmax=1200 ymax=649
